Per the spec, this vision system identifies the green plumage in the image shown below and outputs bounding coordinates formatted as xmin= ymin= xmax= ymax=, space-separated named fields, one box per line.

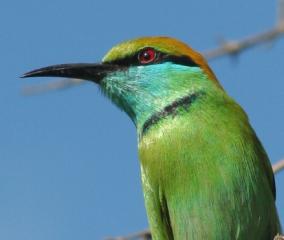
xmin=102 ymin=37 xmax=281 ymax=239
xmin=23 ymin=36 xmax=282 ymax=239
xmin=139 ymin=82 xmax=280 ymax=239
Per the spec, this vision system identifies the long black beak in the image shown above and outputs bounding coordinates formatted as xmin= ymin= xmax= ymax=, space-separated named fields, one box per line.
xmin=21 ymin=63 xmax=122 ymax=83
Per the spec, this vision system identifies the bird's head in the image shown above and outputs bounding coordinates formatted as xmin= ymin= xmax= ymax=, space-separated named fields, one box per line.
xmin=23 ymin=36 xmax=223 ymax=133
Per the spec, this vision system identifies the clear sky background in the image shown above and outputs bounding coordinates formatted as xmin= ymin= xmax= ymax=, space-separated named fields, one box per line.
xmin=1 ymin=0 xmax=283 ymax=239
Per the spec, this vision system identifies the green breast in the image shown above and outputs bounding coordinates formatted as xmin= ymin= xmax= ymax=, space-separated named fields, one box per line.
xmin=138 ymin=93 xmax=279 ymax=239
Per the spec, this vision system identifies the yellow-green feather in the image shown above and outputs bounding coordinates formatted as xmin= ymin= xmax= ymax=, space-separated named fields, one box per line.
xmin=139 ymin=87 xmax=280 ymax=239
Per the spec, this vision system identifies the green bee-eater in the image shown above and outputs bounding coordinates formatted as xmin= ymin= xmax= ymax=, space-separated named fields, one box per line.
xmin=23 ymin=37 xmax=282 ymax=239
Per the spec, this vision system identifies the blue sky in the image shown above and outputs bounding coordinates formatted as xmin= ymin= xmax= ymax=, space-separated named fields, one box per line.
xmin=1 ymin=0 xmax=283 ymax=239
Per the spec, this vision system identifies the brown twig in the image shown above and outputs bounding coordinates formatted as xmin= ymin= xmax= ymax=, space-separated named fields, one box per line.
xmin=105 ymin=229 xmax=151 ymax=240
xmin=274 ymin=233 xmax=284 ymax=240
xmin=203 ymin=22 xmax=284 ymax=60
xmin=21 ymin=78 xmax=85 ymax=96
xmin=273 ymin=159 xmax=284 ymax=174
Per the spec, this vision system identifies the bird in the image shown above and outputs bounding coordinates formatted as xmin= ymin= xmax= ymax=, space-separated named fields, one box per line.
xmin=22 ymin=36 xmax=282 ymax=239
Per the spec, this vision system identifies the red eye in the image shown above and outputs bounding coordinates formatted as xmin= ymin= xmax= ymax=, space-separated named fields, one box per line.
xmin=138 ymin=48 xmax=156 ymax=64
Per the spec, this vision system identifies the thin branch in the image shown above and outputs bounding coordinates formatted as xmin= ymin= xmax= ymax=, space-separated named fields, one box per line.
xmin=278 ymin=0 xmax=284 ymax=23
xmin=273 ymin=159 xmax=284 ymax=174
xmin=274 ymin=233 xmax=284 ymax=240
xmin=204 ymin=0 xmax=284 ymax=60
xmin=203 ymin=22 xmax=284 ymax=60
xmin=105 ymin=229 xmax=151 ymax=240
xmin=21 ymin=78 xmax=85 ymax=96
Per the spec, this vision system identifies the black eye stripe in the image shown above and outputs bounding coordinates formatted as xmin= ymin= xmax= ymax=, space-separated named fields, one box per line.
xmin=108 ymin=48 xmax=199 ymax=68
xmin=162 ymin=55 xmax=199 ymax=67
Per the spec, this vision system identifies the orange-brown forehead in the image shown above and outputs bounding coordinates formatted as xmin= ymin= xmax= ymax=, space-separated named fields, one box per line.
xmin=103 ymin=37 xmax=191 ymax=62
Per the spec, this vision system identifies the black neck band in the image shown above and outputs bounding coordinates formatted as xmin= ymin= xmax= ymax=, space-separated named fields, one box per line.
xmin=141 ymin=92 xmax=204 ymax=136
